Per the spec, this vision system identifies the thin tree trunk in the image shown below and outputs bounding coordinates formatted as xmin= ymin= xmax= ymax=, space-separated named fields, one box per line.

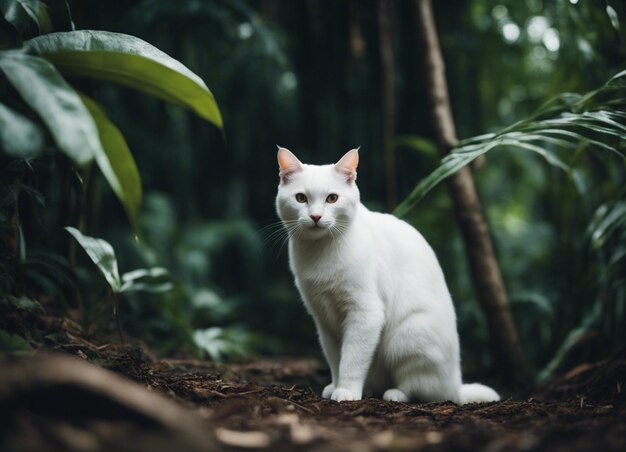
xmin=349 ymin=0 xmax=365 ymax=61
xmin=414 ymin=0 xmax=530 ymax=387
xmin=0 ymin=160 xmax=21 ymax=264
xmin=378 ymin=0 xmax=397 ymax=210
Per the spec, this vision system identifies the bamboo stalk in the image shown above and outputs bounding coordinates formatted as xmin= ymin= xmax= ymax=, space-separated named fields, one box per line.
xmin=414 ymin=0 xmax=531 ymax=387
xmin=378 ymin=0 xmax=398 ymax=210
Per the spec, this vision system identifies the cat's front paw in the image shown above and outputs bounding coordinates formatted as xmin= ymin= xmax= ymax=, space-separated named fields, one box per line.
xmin=322 ymin=383 xmax=336 ymax=399
xmin=330 ymin=387 xmax=360 ymax=402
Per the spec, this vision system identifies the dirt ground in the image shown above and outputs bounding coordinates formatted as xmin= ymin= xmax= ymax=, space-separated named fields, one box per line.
xmin=1 ymin=325 xmax=625 ymax=451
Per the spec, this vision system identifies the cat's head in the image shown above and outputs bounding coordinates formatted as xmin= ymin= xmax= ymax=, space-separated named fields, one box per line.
xmin=275 ymin=147 xmax=360 ymax=240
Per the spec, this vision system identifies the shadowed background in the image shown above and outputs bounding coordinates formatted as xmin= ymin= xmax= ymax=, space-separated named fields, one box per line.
xmin=4 ymin=0 xmax=625 ymax=383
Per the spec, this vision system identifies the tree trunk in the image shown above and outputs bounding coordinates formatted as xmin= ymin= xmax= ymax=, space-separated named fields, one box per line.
xmin=349 ymin=0 xmax=365 ymax=61
xmin=0 ymin=160 xmax=22 ymax=264
xmin=414 ymin=0 xmax=530 ymax=387
xmin=378 ymin=0 xmax=397 ymax=210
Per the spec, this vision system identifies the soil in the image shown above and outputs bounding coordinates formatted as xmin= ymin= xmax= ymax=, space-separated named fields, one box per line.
xmin=1 ymin=323 xmax=625 ymax=451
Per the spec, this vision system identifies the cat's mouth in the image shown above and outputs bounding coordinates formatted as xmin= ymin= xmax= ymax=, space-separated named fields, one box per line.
xmin=306 ymin=222 xmax=330 ymax=234
xmin=310 ymin=221 xmax=330 ymax=230
xmin=294 ymin=219 xmax=332 ymax=235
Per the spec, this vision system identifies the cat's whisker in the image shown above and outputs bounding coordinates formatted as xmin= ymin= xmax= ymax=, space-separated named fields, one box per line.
xmin=260 ymin=224 xmax=283 ymax=237
xmin=295 ymin=224 xmax=304 ymax=241
xmin=331 ymin=227 xmax=344 ymax=242
xmin=278 ymin=223 xmax=301 ymax=255
xmin=260 ymin=220 xmax=302 ymax=258
xmin=331 ymin=221 xmax=350 ymax=241
xmin=261 ymin=228 xmax=289 ymax=250
xmin=262 ymin=225 xmax=291 ymax=242
xmin=258 ymin=220 xmax=296 ymax=236
xmin=328 ymin=225 xmax=337 ymax=244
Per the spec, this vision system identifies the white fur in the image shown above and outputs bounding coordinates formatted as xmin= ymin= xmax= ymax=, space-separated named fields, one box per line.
xmin=275 ymin=148 xmax=500 ymax=405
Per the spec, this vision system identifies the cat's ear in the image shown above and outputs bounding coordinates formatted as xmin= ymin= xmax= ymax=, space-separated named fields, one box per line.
xmin=334 ymin=148 xmax=359 ymax=183
xmin=277 ymin=146 xmax=303 ymax=184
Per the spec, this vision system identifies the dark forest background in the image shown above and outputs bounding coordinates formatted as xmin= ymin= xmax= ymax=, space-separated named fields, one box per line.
xmin=2 ymin=0 xmax=625 ymax=385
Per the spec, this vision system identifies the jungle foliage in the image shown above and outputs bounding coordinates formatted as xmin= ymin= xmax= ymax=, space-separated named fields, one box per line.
xmin=1 ymin=0 xmax=625 ymax=384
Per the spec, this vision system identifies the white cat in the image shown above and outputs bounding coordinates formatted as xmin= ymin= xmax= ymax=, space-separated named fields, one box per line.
xmin=275 ymin=147 xmax=500 ymax=404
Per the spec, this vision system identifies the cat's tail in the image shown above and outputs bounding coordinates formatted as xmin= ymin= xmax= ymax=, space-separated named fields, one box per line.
xmin=458 ymin=383 xmax=500 ymax=404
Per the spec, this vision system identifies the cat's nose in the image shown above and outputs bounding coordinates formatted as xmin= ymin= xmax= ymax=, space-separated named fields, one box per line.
xmin=310 ymin=215 xmax=321 ymax=223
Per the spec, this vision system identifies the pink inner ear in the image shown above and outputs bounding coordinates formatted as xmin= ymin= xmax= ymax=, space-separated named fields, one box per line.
xmin=278 ymin=148 xmax=301 ymax=171
xmin=277 ymin=148 xmax=303 ymax=184
xmin=335 ymin=149 xmax=359 ymax=182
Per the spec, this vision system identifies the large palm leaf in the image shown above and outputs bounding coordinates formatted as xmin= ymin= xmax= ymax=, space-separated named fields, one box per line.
xmin=394 ymin=69 xmax=626 ymax=218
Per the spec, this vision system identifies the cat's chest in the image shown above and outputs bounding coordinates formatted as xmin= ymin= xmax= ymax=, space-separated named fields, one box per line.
xmin=296 ymin=273 xmax=353 ymax=334
xmin=289 ymin=240 xmax=369 ymax=328
xmin=289 ymin=241 xmax=353 ymax=285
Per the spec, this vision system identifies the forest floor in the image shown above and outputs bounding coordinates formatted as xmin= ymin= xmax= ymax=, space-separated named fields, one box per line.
xmin=1 ymin=319 xmax=625 ymax=451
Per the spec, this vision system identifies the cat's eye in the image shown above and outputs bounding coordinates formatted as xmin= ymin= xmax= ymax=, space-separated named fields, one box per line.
xmin=295 ymin=193 xmax=307 ymax=203
xmin=326 ymin=193 xmax=339 ymax=204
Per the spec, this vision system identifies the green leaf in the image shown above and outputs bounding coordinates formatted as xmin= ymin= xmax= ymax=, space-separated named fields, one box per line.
xmin=395 ymin=135 xmax=439 ymax=159
xmin=2 ymin=295 xmax=45 ymax=313
xmin=26 ymin=30 xmax=223 ymax=128
xmin=510 ymin=291 xmax=553 ymax=316
xmin=78 ymin=93 xmax=142 ymax=234
xmin=587 ymin=201 xmax=626 ymax=250
xmin=0 ymin=101 xmax=43 ymax=158
xmin=395 ymin=70 xmax=626 ymax=218
xmin=193 ymin=327 xmax=250 ymax=362
xmin=65 ymin=226 xmax=121 ymax=292
xmin=120 ymin=267 xmax=173 ymax=293
xmin=0 ymin=51 xmax=101 ymax=166
xmin=0 ymin=0 xmax=52 ymax=35
xmin=15 ymin=0 xmax=50 ymax=33
xmin=0 ymin=328 xmax=32 ymax=355
xmin=606 ymin=4 xmax=620 ymax=35
xmin=536 ymin=302 xmax=601 ymax=383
